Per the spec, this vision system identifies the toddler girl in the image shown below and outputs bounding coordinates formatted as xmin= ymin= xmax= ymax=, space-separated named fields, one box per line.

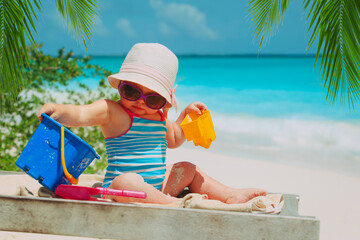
xmin=38 ymin=43 xmax=266 ymax=204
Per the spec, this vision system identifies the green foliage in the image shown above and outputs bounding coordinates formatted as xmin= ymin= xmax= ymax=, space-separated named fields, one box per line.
xmin=0 ymin=45 xmax=117 ymax=173
xmin=0 ymin=0 xmax=41 ymax=113
xmin=0 ymin=0 xmax=99 ymax=114
xmin=247 ymin=0 xmax=360 ymax=109
xmin=305 ymin=0 xmax=360 ymax=107
xmin=54 ymin=0 xmax=98 ymax=48
xmin=248 ymin=0 xmax=290 ymax=50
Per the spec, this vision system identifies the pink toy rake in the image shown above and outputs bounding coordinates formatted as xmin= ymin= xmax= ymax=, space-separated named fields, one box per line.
xmin=55 ymin=184 xmax=147 ymax=201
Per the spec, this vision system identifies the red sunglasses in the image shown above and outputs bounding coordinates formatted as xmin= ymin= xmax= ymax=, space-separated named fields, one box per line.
xmin=118 ymin=82 xmax=167 ymax=110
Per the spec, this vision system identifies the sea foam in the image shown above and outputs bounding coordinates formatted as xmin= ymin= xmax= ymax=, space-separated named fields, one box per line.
xmin=207 ymin=112 xmax=360 ymax=176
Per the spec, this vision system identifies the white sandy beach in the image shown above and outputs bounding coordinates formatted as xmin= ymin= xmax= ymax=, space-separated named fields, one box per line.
xmin=167 ymin=146 xmax=360 ymax=240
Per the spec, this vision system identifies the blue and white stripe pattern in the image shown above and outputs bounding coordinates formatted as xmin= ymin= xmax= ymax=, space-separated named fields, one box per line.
xmin=102 ymin=114 xmax=167 ymax=190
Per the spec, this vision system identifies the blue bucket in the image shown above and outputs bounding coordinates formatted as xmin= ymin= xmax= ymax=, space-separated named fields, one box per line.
xmin=16 ymin=113 xmax=100 ymax=191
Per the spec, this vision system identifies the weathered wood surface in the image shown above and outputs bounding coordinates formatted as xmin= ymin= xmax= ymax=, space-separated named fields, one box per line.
xmin=0 ymin=194 xmax=319 ymax=240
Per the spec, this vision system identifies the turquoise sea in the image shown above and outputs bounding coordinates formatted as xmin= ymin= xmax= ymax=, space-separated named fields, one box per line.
xmin=78 ymin=56 xmax=360 ymax=176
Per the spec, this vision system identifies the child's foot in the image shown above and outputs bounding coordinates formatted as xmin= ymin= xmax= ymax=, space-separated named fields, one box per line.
xmin=225 ymin=188 xmax=267 ymax=204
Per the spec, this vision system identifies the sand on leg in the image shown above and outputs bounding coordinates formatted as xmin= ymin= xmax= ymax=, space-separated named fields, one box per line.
xmin=162 ymin=161 xmax=267 ymax=204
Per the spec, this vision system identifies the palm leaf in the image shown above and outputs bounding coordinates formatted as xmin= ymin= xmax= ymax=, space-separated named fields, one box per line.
xmin=305 ymin=0 xmax=360 ymax=107
xmin=248 ymin=0 xmax=291 ymax=51
xmin=0 ymin=0 xmax=41 ymax=113
xmin=248 ymin=0 xmax=360 ymax=108
xmin=0 ymin=0 xmax=98 ymax=114
xmin=54 ymin=0 xmax=98 ymax=49
xmin=0 ymin=1 xmax=4 ymax=70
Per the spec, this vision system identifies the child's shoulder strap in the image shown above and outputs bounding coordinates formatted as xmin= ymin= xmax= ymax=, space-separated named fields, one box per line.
xmin=122 ymin=106 xmax=134 ymax=118
xmin=158 ymin=110 xmax=165 ymax=121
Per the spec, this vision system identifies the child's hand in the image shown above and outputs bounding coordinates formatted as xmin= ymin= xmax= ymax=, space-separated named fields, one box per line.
xmin=185 ymin=102 xmax=207 ymax=116
xmin=167 ymin=102 xmax=207 ymax=148
xmin=37 ymin=103 xmax=56 ymax=122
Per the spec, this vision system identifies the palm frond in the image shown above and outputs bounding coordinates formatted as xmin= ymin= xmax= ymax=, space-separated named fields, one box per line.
xmin=0 ymin=0 xmax=4 ymax=74
xmin=0 ymin=0 xmax=41 ymax=113
xmin=0 ymin=0 xmax=99 ymax=114
xmin=248 ymin=0 xmax=291 ymax=50
xmin=306 ymin=0 xmax=360 ymax=107
xmin=54 ymin=0 xmax=98 ymax=50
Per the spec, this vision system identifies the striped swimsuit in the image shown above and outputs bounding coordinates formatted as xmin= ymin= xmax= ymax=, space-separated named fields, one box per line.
xmin=102 ymin=108 xmax=167 ymax=190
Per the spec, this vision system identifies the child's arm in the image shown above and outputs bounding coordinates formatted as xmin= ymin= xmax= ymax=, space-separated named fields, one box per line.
xmin=165 ymin=102 xmax=207 ymax=148
xmin=37 ymin=99 xmax=113 ymax=127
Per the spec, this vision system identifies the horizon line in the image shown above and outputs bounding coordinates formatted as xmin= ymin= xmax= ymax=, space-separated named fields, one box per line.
xmin=86 ymin=53 xmax=319 ymax=58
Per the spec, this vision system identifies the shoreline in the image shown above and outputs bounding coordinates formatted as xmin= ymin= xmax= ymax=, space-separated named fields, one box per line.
xmin=176 ymin=136 xmax=360 ymax=178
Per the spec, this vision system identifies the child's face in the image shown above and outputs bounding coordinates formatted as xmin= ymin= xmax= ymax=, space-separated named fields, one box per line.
xmin=119 ymin=81 xmax=164 ymax=115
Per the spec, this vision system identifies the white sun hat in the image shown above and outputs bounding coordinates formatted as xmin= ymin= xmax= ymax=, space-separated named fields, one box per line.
xmin=108 ymin=43 xmax=178 ymax=110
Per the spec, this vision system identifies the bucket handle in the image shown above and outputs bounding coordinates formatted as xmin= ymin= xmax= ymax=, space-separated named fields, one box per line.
xmin=61 ymin=127 xmax=79 ymax=184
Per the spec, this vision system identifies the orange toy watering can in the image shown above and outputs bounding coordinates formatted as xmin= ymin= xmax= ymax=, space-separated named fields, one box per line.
xmin=180 ymin=110 xmax=216 ymax=149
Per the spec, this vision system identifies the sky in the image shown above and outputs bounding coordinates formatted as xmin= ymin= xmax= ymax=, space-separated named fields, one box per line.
xmin=34 ymin=0 xmax=317 ymax=56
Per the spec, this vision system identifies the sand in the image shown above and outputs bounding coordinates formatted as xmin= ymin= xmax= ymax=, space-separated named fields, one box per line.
xmin=167 ymin=147 xmax=360 ymax=240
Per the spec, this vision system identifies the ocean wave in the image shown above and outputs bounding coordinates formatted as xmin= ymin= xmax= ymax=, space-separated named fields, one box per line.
xmin=205 ymin=112 xmax=360 ymax=176
xmin=168 ymin=103 xmax=360 ymax=175
xmin=212 ymin=113 xmax=360 ymax=151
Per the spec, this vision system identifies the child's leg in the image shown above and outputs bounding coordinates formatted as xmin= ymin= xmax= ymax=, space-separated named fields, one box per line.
xmin=161 ymin=161 xmax=267 ymax=204
xmin=108 ymin=173 xmax=179 ymax=204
